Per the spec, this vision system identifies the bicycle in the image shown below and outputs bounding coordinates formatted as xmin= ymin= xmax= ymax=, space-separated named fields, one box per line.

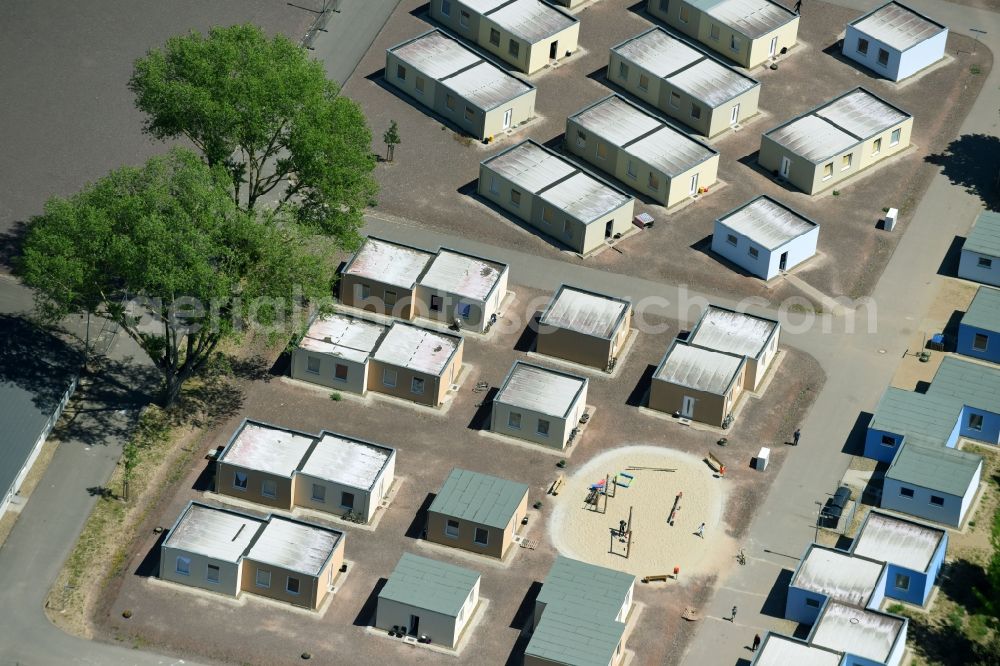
xmin=736 ymin=549 xmax=746 ymax=565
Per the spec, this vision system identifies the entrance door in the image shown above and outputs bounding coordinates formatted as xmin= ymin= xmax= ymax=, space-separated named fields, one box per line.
xmin=605 ymin=220 xmax=613 ymax=237
xmin=502 ymin=108 xmax=512 ymax=130
xmin=730 ymin=104 xmax=740 ymax=125
xmin=430 ymin=295 xmax=443 ymax=312
xmin=681 ymin=396 xmax=696 ymax=419
xmin=779 ymin=251 xmax=788 ymax=271
xmin=780 ymin=156 xmax=791 ymax=178
xmin=689 ymin=173 xmax=699 ymax=196
xmin=769 ymin=36 xmax=778 ymax=57
xmin=409 ymin=615 xmax=420 ymax=636
xmin=549 ymin=41 xmax=558 ymax=60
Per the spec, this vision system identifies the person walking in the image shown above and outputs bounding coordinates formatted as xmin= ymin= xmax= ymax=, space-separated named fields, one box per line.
xmin=695 ymin=522 xmax=705 ymax=538
xmin=794 ymin=0 xmax=802 ymax=14
xmin=752 ymin=634 xmax=761 ymax=652
xmin=731 ymin=605 xmax=738 ymax=622
xmin=793 ymin=427 xmax=801 ymax=446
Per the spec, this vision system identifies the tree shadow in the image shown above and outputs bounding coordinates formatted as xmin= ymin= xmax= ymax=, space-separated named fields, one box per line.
xmin=133 ymin=530 xmax=168 ymax=578
xmin=906 ymin=612 xmax=981 ymax=665
xmin=925 ymin=134 xmax=1000 ymax=211
xmin=353 ymin=577 xmax=388 ymax=627
xmin=760 ymin=569 xmax=793 ymax=619
xmin=86 ymin=486 xmax=115 ymax=499
xmin=626 ymin=364 xmax=656 ymax=407
xmin=841 ymin=411 xmax=872 ymax=456
xmin=467 ymin=387 xmax=498 ymax=431
xmin=940 ymin=559 xmax=990 ymax=614
xmin=0 ymin=313 xmax=83 ymax=412
xmin=509 ymin=581 xmax=542 ymax=629
xmin=0 ymin=219 xmax=28 ymax=273
xmin=404 ymin=492 xmax=436 ymax=539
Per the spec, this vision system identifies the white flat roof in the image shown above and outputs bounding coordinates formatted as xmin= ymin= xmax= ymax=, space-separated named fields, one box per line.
xmin=655 ymin=343 xmax=743 ymax=394
xmin=689 ymin=306 xmax=778 ymax=359
xmin=165 ymin=504 xmax=263 ymax=562
xmin=614 ymin=28 xmax=702 ymax=77
xmin=539 ymin=172 xmax=632 ymax=224
xmin=485 ymin=140 xmax=577 ymax=193
xmin=300 ymin=433 xmax=392 ymax=491
xmin=851 ymin=2 xmax=946 ymax=51
xmin=754 ymin=635 xmax=842 ymax=666
xmin=668 ymin=57 xmax=757 ymax=108
xmin=852 ymin=512 xmax=943 ymax=572
xmin=345 ymin=237 xmax=433 ymax=289
xmin=246 ymin=517 xmax=341 ymax=576
xmin=419 ymin=249 xmax=505 ymax=302
xmin=540 ymin=286 xmax=629 ymax=339
xmin=815 ymin=89 xmax=909 ymax=141
xmin=300 ymin=314 xmax=386 ymax=362
xmin=221 ymin=422 xmax=314 ymax=477
xmin=811 ymin=601 xmax=904 ymax=663
xmin=372 ymin=323 xmax=460 ymax=376
xmin=792 ymin=547 xmax=884 ymax=607
xmin=445 ymin=61 xmax=533 ymax=111
xmin=485 ymin=0 xmax=577 ymax=43
xmin=390 ymin=30 xmax=479 ymax=79
xmin=572 ymin=97 xmax=716 ymax=176
xmin=717 ymin=197 xmax=816 ymax=250
xmin=703 ymin=0 xmax=796 ymax=40
xmin=496 ymin=362 xmax=586 ymax=418
xmin=767 ymin=114 xmax=858 ymax=162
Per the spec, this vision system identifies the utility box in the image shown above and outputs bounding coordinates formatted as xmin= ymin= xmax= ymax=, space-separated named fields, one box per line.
xmin=754 ymin=447 xmax=770 ymax=471
xmin=884 ymin=207 xmax=898 ymax=231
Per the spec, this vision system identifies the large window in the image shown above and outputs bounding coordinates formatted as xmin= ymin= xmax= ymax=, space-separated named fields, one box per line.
xmin=596 ymin=143 xmax=608 ymax=160
xmin=730 ymin=35 xmax=740 ymax=53
xmin=899 ymin=487 xmax=915 ymax=499
xmin=411 ymin=377 xmax=425 ymax=395
xmin=334 ymin=364 xmax=349 ymax=381
xmin=679 ymin=5 xmax=689 ymax=23
xmin=306 ymin=356 xmax=321 ymax=374
xmin=509 ymin=40 xmax=520 ymax=59
xmin=256 ymin=568 xmax=271 ymax=588
xmin=446 ymin=519 xmax=460 ymax=538
xmin=930 ymin=495 xmax=945 ymax=507
xmin=176 ymin=556 xmax=191 ymax=576
xmin=446 ymin=94 xmax=455 ymax=110
xmin=234 ymin=471 xmax=248 ymax=491
xmin=691 ymin=103 xmax=702 ymax=120
xmin=979 ymin=257 xmax=993 ymax=269
xmin=262 ymin=479 xmax=277 ymax=498
xmin=415 ymin=76 xmax=425 ymax=95
xmin=973 ymin=333 xmax=989 ymax=352
xmin=508 ymin=412 xmax=522 ymax=429
xmin=648 ymin=172 xmax=660 ymax=191
xmin=823 ymin=162 xmax=834 ymax=180
xmin=638 ymin=74 xmax=649 ymax=91
xmin=396 ymin=64 xmax=406 ymax=80
xmin=341 ymin=491 xmax=356 ymax=510
xmin=460 ymin=10 xmax=470 ymax=28
xmin=490 ymin=29 xmax=500 ymax=47
xmin=669 ymin=91 xmax=680 ymax=108
xmin=890 ymin=128 xmax=901 ymax=146
xmin=474 ymin=528 xmax=489 ymax=546
xmin=881 ymin=435 xmax=896 ymax=447
xmin=748 ymin=246 xmax=759 ymax=259
xmin=537 ymin=419 xmax=550 ymax=437
xmin=441 ymin=0 xmax=451 ymax=16
xmin=894 ymin=573 xmax=910 ymax=591
xmin=286 ymin=576 xmax=300 ymax=595
xmin=856 ymin=38 xmax=869 ymax=55
xmin=206 ymin=564 xmax=220 ymax=584
xmin=464 ymin=106 xmax=474 ymax=122
xmin=877 ymin=48 xmax=889 ymax=66
xmin=968 ymin=413 xmax=984 ymax=431
xmin=710 ymin=24 xmax=720 ymax=41
xmin=312 ymin=484 xmax=326 ymax=502
xmin=384 ymin=290 xmax=397 ymax=306
xmin=542 ymin=206 xmax=554 ymax=225
xmin=510 ymin=189 xmax=521 ymax=207
xmin=726 ymin=234 xmax=737 ymax=247
xmin=872 ymin=138 xmax=882 ymax=155
xmin=842 ymin=153 xmax=852 ymax=170
xmin=383 ymin=368 xmax=397 ymax=388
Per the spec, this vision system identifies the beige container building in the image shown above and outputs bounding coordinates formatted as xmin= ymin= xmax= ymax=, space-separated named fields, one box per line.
xmin=646 ymin=0 xmax=799 ymax=69
xmin=478 ymin=139 xmax=636 ymax=255
xmin=385 ymin=29 xmax=536 ymax=141
xmin=376 ymin=553 xmax=482 ymax=647
xmin=415 ymin=248 xmax=510 ymax=333
xmin=491 ymin=361 xmax=589 ymax=449
xmin=429 ymin=0 xmax=580 ymax=74
xmin=368 ymin=321 xmax=464 ymax=406
xmin=215 ymin=420 xmax=316 ymax=510
xmin=537 ymin=284 xmax=632 ymax=371
xmin=649 ymin=340 xmax=747 ymax=427
xmin=759 ymin=87 xmax=913 ymax=194
xmin=687 ymin=305 xmax=779 ymax=390
xmin=426 ymin=468 xmax=529 ymax=559
xmin=161 ymin=502 xmax=345 ymax=610
xmin=609 ymin=27 xmax=760 ymax=137
xmin=565 ymin=95 xmax=719 ymax=208
xmin=291 ymin=313 xmax=386 ymax=394
xmin=339 ymin=237 xmax=434 ymax=320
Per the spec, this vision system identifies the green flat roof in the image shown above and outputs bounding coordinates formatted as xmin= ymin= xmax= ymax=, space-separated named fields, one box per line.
xmin=965 ymin=210 xmax=1000 ymax=258
xmin=429 ymin=468 xmax=529 ymax=530
xmin=378 ymin=553 xmax=480 ymax=617
xmin=886 ymin=443 xmax=982 ymax=497
xmin=963 ymin=286 xmax=1000 ymax=332
xmin=526 ymin=605 xmax=626 ymax=666
xmin=537 ymin=556 xmax=635 ymax=619
xmin=930 ymin=357 xmax=1000 ymax=414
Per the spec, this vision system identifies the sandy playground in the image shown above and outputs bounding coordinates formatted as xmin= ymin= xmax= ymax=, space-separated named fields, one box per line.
xmin=550 ymin=445 xmax=735 ymax=579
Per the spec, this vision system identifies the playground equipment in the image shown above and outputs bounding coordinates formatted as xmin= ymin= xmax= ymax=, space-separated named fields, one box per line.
xmin=585 ymin=473 xmax=618 ymax=513
xmin=668 ymin=492 xmax=682 ymax=526
xmin=609 ymin=506 xmax=634 ymax=559
xmin=616 ymin=472 xmax=634 ymax=488
xmin=549 ymin=474 xmax=564 ymax=496
xmin=625 ymin=466 xmax=676 ymax=472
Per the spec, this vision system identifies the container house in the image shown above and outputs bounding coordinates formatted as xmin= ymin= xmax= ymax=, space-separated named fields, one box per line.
xmin=537 ymin=284 xmax=632 ymax=371
xmin=415 ymin=248 xmax=509 ymax=333
xmin=711 ymin=196 xmax=819 ymax=280
xmin=687 ymin=305 xmax=780 ymax=390
xmin=649 ymin=340 xmax=747 ymax=427
xmin=843 ymin=2 xmax=947 ymax=81
xmin=491 ymin=361 xmax=589 ymax=449
xmin=291 ymin=313 xmax=387 ymax=393
xmin=959 ymin=210 xmax=1000 ymax=287
xmin=368 ymin=322 xmax=464 ymax=406
xmin=339 ymin=237 xmax=433 ymax=319
xmin=957 ymin=286 xmax=1000 ymax=363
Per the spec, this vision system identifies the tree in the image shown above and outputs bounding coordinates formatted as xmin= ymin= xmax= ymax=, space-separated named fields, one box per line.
xmin=129 ymin=24 xmax=377 ymax=244
xmin=121 ymin=439 xmax=139 ymax=502
xmin=19 ymin=148 xmax=333 ymax=406
xmin=383 ymin=120 xmax=401 ymax=162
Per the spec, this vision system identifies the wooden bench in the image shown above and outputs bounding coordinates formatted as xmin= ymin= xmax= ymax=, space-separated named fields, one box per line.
xmin=705 ymin=451 xmax=727 ymax=477
xmin=549 ymin=474 xmax=564 ymax=496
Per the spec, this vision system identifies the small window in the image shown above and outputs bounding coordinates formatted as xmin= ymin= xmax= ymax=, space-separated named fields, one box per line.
xmin=474 ymin=527 xmax=489 ymax=546
xmin=446 ymin=94 xmax=455 ymax=110
xmin=648 ymin=172 xmax=660 ymax=191
xmin=510 ymin=189 xmax=521 ymax=207
xmin=508 ymin=40 xmax=520 ymax=59
xmin=446 ymin=519 xmax=460 ymax=538
xmin=857 ymin=38 xmax=869 ymax=55
xmin=176 ymin=556 xmax=191 ymax=576
xmin=891 ymin=128 xmax=901 ymax=146
xmin=460 ymin=10 xmax=470 ymax=28
xmin=459 ymin=303 xmax=472 ymax=320
xmin=878 ymin=48 xmax=889 ymax=66
xmin=256 ymin=568 xmax=271 ymax=588
xmin=508 ymin=412 xmax=522 ymax=429
xmin=669 ymin=91 xmax=680 ymax=108
xmin=430 ymin=295 xmax=442 ymax=312
xmin=979 ymin=257 xmax=993 ymax=269
xmin=894 ymin=573 xmax=910 ymax=591
xmin=384 ymin=290 xmax=397 ymax=306
xmin=691 ymin=103 xmax=702 ymax=120
xmin=805 ymin=598 xmax=820 ymax=608
xmin=660 ymin=0 xmax=668 ymax=10
xmin=973 ymin=333 xmax=989 ymax=352
xmin=537 ymin=419 xmax=550 ymax=437
xmin=542 ymin=206 xmax=554 ymax=225
xmin=638 ymin=74 xmax=649 ymax=91
xmin=360 ymin=284 xmax=371 ymax=299
xmin=679 ymin=5 xmax=689 ymax=22
xmin=710 ymin=24 xmax=720 ymax=41
xmin=206 ymin=564 xmax=220 ymax=584
xmin=383 ymin=368 xmax=397 ymax=388
xmin=730 ymin=35 xmax=740 ymax=52
xmin=334 ymin=364 xmax=348 ymax=381
xmin=873 ymin=138 xmax=882 ymax=155
xmin=968 ymin=413 xmax=984 ymax=431
xmin=411 ymin=377 xmax=425 ymax=395
xmin=312 ymin=484 xmax=326 ymax=502
xmin=490 ymin=28 xmax=501 ymax=47
xmin=341 ymin=491 xmax=355 ymax=510
xmin=286 ymin=576 xmax=300 ymax=595
xmin=726 ymin=233 xmax=738 ymax=246
xmin=489 ymin=175 xmax=499 ymax=195
xmin=823 ymin=162 xmax=834 ymax=180
xmin=234 ymin=471 xmax=248 ymax=491
xmin=396 ymin=64 xmax=406 ymax=80
xmin=576 ymin=130 xmax=587 ymax=148
xmin=596 ymin=142 xmax=608 ymax=160
xmin=415 ymin=76 xmax=425 ymax=94
xmin=618 ymin=62 xmax=629 ymax=80
xmin=464 ymin=106 xmax=474 ymax=121
xmin=563 ymin=220 xmax=572 ymax=239
xmin=441 ymin=0 xmax=451 ymax=16
xmin=842 ymin=153 xmax=852 ymax=170
xmin=748 ymin=246 xmax=759 ymax=259
xmin=930 ymin=495 xmax=945 ymax=507
xmin=262 ymin=479 xmax=277 ymax=498
xmin=899 ymin=487 xmax=915 ymax=499
xmin=626 ymin=160 xmax=637 ymax=179
xmin=881 ymin=435 xmax=896 ymax=447
xmin=306 ymin=356 xmax=320 ymax=374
